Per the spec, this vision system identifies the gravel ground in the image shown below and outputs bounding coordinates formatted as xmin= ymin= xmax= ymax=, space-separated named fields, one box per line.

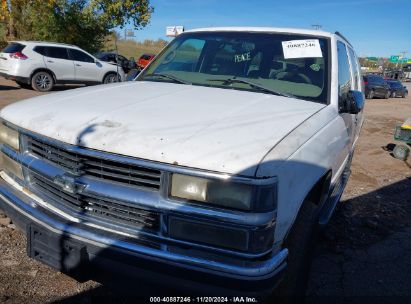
xmin=0 ymin=78 xmax=410 ymax=303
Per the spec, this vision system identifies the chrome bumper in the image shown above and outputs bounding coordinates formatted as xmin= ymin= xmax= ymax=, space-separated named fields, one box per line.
xmin=0 ymin=176 xmax=288 ymax=281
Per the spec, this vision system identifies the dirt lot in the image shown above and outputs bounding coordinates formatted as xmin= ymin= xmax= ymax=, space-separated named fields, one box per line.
xmin=0 ymin=77 xmax=410 ymax=303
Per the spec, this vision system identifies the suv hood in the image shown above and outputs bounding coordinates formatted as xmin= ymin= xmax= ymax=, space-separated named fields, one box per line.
xmin=1 ymin=81 xmax=324 ymax=176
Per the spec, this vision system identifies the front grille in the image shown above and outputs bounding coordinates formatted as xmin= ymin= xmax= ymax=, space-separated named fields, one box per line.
xmin=31 ymin=174 xmax=160 ymax=232
xmin=27 ymin=137 xmax=162 ymax=191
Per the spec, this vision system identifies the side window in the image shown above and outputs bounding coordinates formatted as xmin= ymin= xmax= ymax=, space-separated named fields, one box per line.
xmin=2 ymin=42 xmax=25 ymax=53
xmin=348 ymin=48 xmax=359 ymax=90
xmin=33 ymin=46 xmax=47 ymax=56
xmin=337 ymin=41 xmax=352 ymax=103
xmin=47 ymin=47 xmax=69 ymax=60
xmin=69 ymin=49 xmax=95 ymax=63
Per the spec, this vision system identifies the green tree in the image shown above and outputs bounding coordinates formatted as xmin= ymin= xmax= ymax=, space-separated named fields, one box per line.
xmin=0 ymin=0 xmax=154 ymax=53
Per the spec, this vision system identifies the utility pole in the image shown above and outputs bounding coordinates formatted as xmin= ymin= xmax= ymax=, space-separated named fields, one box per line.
xmin=399 ymin=51 xmax=407 ymax=69
xmin=311 ymin=24 xmax=322 ymax=30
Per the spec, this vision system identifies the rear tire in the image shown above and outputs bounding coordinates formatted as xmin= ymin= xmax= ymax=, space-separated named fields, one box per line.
xmin=273 ymin=199 xmax=321 ymax=301
xmin=31 ymin=71 xmax=54 ymax=92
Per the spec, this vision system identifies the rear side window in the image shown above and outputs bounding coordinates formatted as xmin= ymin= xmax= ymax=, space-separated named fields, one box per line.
xmin=2 ymin=43 xmax=25 ymax=53
xmin=337 ymin=41 xmax=352 ymax=103
xmin=33 ymin=46 xmax=47 ymax=56
xmin=69 ymin=49 xmax=94 ymax=63
xmin=47 ymin=47 xmax=70 ymax=60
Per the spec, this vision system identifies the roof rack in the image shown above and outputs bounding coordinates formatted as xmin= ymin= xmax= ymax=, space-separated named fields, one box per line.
xmin=17 ymin=40 xmax=77 ymax=48
xmin=335 ymin=31 xmax=352 ymax=47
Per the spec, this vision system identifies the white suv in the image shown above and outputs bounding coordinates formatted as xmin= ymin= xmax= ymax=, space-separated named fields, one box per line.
xmin=0 ymin=41 xmax=125 ymax=91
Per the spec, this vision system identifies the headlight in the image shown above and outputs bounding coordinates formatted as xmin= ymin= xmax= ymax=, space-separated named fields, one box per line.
xmin=170 ymin=173 xmax=277 ymax=211
xmin=171 ymin=174 xmax=252 ymax=210
xmin=0 ymin=122 xmax=19 ymax=151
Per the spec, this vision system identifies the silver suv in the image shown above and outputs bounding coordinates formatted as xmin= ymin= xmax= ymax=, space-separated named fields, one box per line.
xmin=0 ymin=41 xmax=125 ymax=91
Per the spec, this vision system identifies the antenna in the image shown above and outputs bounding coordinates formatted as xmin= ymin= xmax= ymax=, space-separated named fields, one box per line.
xmin=311 ymin=24 xmax=322 ymax=30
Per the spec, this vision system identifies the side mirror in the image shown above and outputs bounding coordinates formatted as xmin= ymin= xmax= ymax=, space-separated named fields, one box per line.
xmin=340 ymin=90 xmax=364 ymax=114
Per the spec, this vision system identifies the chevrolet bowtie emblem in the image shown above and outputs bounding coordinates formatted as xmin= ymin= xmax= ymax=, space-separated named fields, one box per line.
xmin=53 ymin=174 xmax=86 ymax=194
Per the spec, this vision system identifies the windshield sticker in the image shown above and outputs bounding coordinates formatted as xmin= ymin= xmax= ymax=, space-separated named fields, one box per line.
xmin=282 ymin=39 xmax=323 ymax=59
xmin=234 ymin=52 xmax=251 ymax=63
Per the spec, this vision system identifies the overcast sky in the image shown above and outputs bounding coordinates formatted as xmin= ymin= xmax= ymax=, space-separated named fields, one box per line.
xmin=127 ymin=0 xmax=411 ymax=58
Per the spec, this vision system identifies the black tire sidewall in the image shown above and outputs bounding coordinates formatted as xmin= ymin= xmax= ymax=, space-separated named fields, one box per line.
xmin=273 ymin=200 xmax=321 ymax=300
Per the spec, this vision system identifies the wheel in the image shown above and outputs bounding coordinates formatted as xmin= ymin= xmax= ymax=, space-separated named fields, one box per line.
xmin=391 ymin=91 xmax=396 ymax=98
xmin=402 ymin=92 xmax=408 ymax=98
xmin=367 ymin=90 xmax=374 ymax=99
xmin=15 ymin=81 xmax=32 ymax=90
xmin=103 ymin=73 xmax=120 ymax=84
xmin=274 ymin=199 xmax=321 ymax=299
xmin=393 ymin=144 xmax=410 ymax=161
xmin=384 ymin=91 xmax=390 ymax=99
xmin=31 ymin=71 xmax=54 ymax=92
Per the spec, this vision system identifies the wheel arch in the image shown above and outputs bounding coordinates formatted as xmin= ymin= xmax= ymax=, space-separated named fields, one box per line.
xmin=30 ymin=68 xmax=57 ymax=83
xmin=282 ymin=169 xmax=332 ymax=244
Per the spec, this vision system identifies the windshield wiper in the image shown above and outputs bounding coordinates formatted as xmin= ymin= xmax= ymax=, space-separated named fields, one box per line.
xmin=207 ymin=77 xmax=295 ymax=98
xmin=143 ymin=73 xmax=192 ymax=85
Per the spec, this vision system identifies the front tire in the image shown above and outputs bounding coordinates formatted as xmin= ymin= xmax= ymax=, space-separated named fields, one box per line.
xmin=103 ymin=73 xmax=120 ymax=84
xmin=31 ymin=71 xmax=54 ymax=92
xmin=274 ymin=199 xmax=321 ymax=299
xmin=384 ymin=91 xmax=390 ymax=99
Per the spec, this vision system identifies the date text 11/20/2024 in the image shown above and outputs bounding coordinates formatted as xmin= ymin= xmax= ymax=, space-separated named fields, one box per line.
xmin=149 ymin=297 xmax=259 ymax=303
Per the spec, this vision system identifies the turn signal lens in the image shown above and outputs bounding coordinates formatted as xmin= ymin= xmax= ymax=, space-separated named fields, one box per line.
xmin=0 ymin=153 xmax=23 ymax=180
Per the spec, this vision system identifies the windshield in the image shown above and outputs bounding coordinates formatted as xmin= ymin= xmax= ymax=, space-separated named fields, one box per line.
xmin=138 ymin=31 xmax=330 ymax=103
